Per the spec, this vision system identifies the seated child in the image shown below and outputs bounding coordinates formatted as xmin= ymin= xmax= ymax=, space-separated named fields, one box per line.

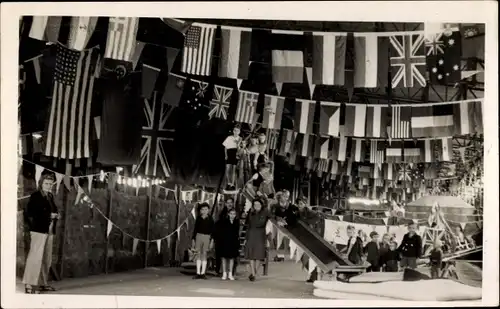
xmin=382 ymin=241 xmax=401 ymax=272
xmin=429 ymin=240 xmax=443 ymax=279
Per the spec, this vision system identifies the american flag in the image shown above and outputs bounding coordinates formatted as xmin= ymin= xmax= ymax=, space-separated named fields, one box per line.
xmin=132 ymin=92 xmax=174 ymax=178
xmin=44 ymin=45 xmax=100 ymax=159
xmin=235 ymin=91 xmax=258 ymax=124
xmin=181 ymin=23 xmax=216 ymax=76
xmin=209 ymin=85 xmax=232 ymax=119
xmin=389 ymin=34 xmax=426 ymax=87
xmin=105 ymin=17 xmax=139 ymax=61
xmin=391 ymin=106 xmax=411 ymax=138
xmin=370 ymin=140 xmax=385 ymax=164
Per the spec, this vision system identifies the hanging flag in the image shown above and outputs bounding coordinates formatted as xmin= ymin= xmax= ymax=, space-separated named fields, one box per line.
xmin=344 ymin=104 xmax=367 ymax=137
xmin=267 ymin=130 xmax=280 ymax=150
xmin=426 ymin=30 xmax=462 ymax=85
xmin=319 ymin=101 xmax=341 ymax=137
xmin=156 ymin=239 xmax=162 ymax=254
xmin=372 ymin=163 xmax=383 ymax=180
xmin=411 ymin=104 xmax=455 ymax=137
xmin=305 ymin=67 xmax=315 ymax=98
xmin=160 ymin=18 xmax=192 ymax=36
xmin=434 ymin=137 xmax=453 ymax=162
xmin=87 ymin=175 xmax=93 ymax=193
xmin=132 ymin=92 xmax=174 ymax=178
xmin=389 ymin=33 xmax=426 ymax=88
xmin=308 ymin=257 xmax=317 ymax=274
xmin=162 ymin=74 xmax=186 ymax=107
xmin=67 ymin=17 xmax=98 ymax=51
xmin=262 ymin=95 xmax=285 ymax=129
xmin=54 ymin=173 xmax=64 ymax=194
xmin=453 ymin=99 xmax=483 ymax=135
xmin=370 ymin=140 xmax=385 ymax=164
xmin=107 ymin=220 xmax=113 ymax=238
xmin=132 ymin=238 xmax=139 ymax=255
xmin=331 ymin=136 xmax=348 ymax=162
xmin=294 ymin=99 xmax=315 ymax=134
xmin=141 ymin=45 xmax=180 ymax=99
xmin=181 ymin=23 xmax=216 ymax=76
xmin=289 ymin=240 xmax=297 ymax=259
xmin=209 ymin=85 xmax=233 ymax=120
xmin=44 ymin=45 xmax=100 ymax=159
xmin=298 ymin=134 xmax=314 ymax=157
xmin=358 ymin=164 xmax=372 ymax=179
xmin=403 ymin=141 xmax=424 ymax=163
xmin=277 ymin=230 xmax=284 ymax=249
xmin=366 ymin=105 xmax=388 ymax=138
xmin=386 ymin=141 xmax=403 ymax=163
xmin=28 ymin=16 xmax=63 ymax=42
xmin=311 ymin=32 xmax=347 ymax=85
xmin=235 ymin=91 xmax=259 ymax=124
xmin=351 ymin=138 xmax=366 ymax=162
xmin=219 ymin=26 xmax=251 ymax=80
xmin=181 ymin=79 xmax=212 ymax=120
xmin=75 ymin=185 xmax=85 ymax=205
xmin=353 ymin=33 xmax=390 ymax=88
xmin=279 ymin=129 xmax=297 ymax=155
xmin=105 ymin=17 xmax=140 ymax=61
xmin=315 ymin=136 xmax=330 ymax=159
xmin=35 ymin=165 xmax=44 ymax=185
xmin=391 ymin=106 xmax=412 ymax=139
xmin=271 ymin=30 xmax=305 ymax=83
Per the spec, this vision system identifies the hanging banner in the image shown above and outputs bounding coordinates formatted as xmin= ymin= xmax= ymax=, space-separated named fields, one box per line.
xmin=382 ymin=218 xmax=388 ymax=226
xmin=156 ymin=239 xmax=162 ymax=254
xmin=107 ymin=220 xmax=113 ymax=238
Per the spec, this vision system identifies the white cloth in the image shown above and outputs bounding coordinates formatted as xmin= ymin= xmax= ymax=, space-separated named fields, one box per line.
xmin=323 ymin=220 xmax=350 ymax=245
xmin=222 ymin=135 xmax=241 ymax=149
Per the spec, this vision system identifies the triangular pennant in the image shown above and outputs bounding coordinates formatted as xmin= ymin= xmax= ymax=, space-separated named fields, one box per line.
xmin=295 ymin=246 xmax=304 ymax=263
xmin=305 ymin=67 xmax=315 ymax=99
xmin=156 ymin=239 xmax=162 ymax=254
xmin=347 ymin=87 xmax=354 ymax=102
xmin=87 ymin=175 xmax=93 ymax=193
xmin=308 ymin=257 xmax=317 ymax=274
xmin=35 ymin=165 xmax=44 ymax=185
xmin=385 ymin=211 xmax=391 ymax=217
xmin=412 ymin=219 xmax=418 ymax=224
xmin=458 ymin=147 xmax=466 ymax=163
xmin=191 ymin=207 xmax=197 ymax=219
xmin=55 ymin=173 xmax=64 ymax=194
xmin=107 ymin=220 xmax=113 ymax=237
xmin=382 ymin=218 xmax=388 ymax=226
xmin=459 ymin=222 xmax=467 ymax=230
xmin=132 ymin=238 xmax=139 ymax=255
xmin=275 ymin=82 xmax=283 ymax=95
xmin=236 ymin=79 xmax=243 ymax=89
xmin=359 ymin=212 xmax=364 ymax=217
xmin=74 ymin=185 xmax=85 ymax=205
xmin=277 ymin=230 xmax=284 ymax=249
xmin=289 ymin=240 xmax=297 ymax=259
xmin=338 ymin=215 xmax=344 ymax=221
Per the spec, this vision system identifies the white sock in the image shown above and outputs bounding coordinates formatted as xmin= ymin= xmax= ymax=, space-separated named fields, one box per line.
xmin=196 ymin=260 xmax=202 ymax=274
xmin=201 ymin=260 xmax=207 ymax=274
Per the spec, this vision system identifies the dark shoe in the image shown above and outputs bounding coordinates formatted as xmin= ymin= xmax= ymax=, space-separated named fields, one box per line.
xmin=306 ymin=278 xmax=314 ymax=283
xmin=39 ymin=285 xmax=57 ymax=292
xmin=200 ymin=274 xmax=207 ymax=280
xmin=25 ymin=285 xmax=38 ymax=294
xmin=193 ymin=274 xmax=201 ymax=279
xmin=249 ymin=274 xmax=255 ymax=282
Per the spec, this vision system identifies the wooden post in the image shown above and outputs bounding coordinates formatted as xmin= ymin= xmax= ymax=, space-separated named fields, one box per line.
xmin=171 ymin=185 xmax=182 ymax=265
xmin=58 ymin=161 xmax=72 ymax=279
xmin=144 ymin=184 xmax=153 ymax=268
xmin=104 ymin=186 xmax=114 ymax=274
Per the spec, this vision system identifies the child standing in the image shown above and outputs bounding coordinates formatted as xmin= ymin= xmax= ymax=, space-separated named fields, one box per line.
xmin=429 ymin=240 xmax=443 ymax=279
xmin=364 ymin=231 xmax=381 ymax=272
xmin=218 ymin=208 xmax=240 ymax=280
xmin=382 ymin=241 xmax=400 ymax=272
xmin=397 ymin=222 xmax=422 ymax=270
xmin=191 ymin=203 xmax=215 ymax=279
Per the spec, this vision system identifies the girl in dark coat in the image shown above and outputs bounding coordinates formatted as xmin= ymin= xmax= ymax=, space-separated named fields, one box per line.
xmin=218 ymin=208 xmax=240 ymax=280
xmin=244 ymin=198 xmax=270 ymax=281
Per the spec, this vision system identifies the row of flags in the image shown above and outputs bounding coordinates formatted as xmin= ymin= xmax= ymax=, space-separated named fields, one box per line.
xmin=26 ymin=16 xmax=483 ymax=89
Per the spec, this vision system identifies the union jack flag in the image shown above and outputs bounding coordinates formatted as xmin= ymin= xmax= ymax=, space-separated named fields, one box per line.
xmin=132 ymin=92 xmax=174 ymax=178
xmin=389 ymin=34 xmax=426 ymax=87
xmin=208 ymin=85 xmax=232 ymax=119
xmin=425 ymin=32 xmax=445 ymax=56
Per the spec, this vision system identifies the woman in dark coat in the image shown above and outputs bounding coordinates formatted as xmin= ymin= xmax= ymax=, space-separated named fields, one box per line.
xmin=218 ymin=208 xmax=240 ymax=280
xmin=244 ymin=198 xmax=270 ymax=281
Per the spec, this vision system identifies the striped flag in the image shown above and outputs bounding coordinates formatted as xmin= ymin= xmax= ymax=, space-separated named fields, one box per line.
xmin=319 ymin=101 xmax=341 ymax=137
xmin=358 ymin=165 xmax=372 ymax=179
xmin=209 ymin=85 xmax=233 ymax=120
xmin=45 ymin=45 xmax=100 ymax=159
xmin=271 ymin=30 xmax=305 ymax=83
xmin=105 ymin=17 xmax=140 ymax=61
xmin=353 ymin=33 xmax=390 ymax=88
xmin=331 ymin=136 xmax=348 ymax=161
xmin=366 ymin=105 xmax=388 ymax=138
xmin=315 ymin=136 xmax=330 ymax=159
xmin=181 ymin=23 xmax=216 ymax=76
xmin=67 ymin=17 xmax=98 ymax=51
xmin=330 ymin=160 xmax=339 ymax=175
xmin=312 ymin=32 xmax=347 ymax=85
xmin=351 ymin=138 xmax=366 ymax=162
xmin=262 ymin=95 xmax=285 ymax=129
xmin=403 ymin=141 xmax=424 ymax=163
xmin=391 ymin=106 xmax=411 ymax=138
xmin=372 ymin=163 xmax=383 ymax=179
xmin=389 ymin=33 xmax=426 ymax=88
xmin=384 ymin=163 xmax=395 ymax=180
xmin=279 ymin=129 xmax=297 ymax=155
xmin=386 ymin=141 xmax=403 ymax=163
xmin=294 ymin=99 xmax=315 ymax=134
xmin=219 ymin=26 xmax=251 ymax=81
xmin=344 ymin=104 xmax=367 ymax=137
xmin=453 ymin=99 xmax=483 ymax=135
xmin=298 ymin=134 xmax=314 ymax=157
xmin=410 ymin=104 xmax=455 ymax=137
xmin=235 ymin=91 xmax=259 ymax=123
xmin=28 ymin=16 xmax=62 ymax=42
xmin=267 ymin=129 xmax=280 ymax=150
xmin=435 ymin=137 xmax=453 ymax=162
xmin=369 ymin=140 xmax=385 ymax=164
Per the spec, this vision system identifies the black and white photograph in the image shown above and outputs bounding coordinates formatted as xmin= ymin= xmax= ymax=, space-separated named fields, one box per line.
xmin=1 ymin=1 xmax=498 ymax=308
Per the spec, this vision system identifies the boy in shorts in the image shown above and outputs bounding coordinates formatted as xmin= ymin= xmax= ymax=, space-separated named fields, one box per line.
xmin=191 ymin=203 xmax=215 ymax=279
xmin=222 ymin=125 xmax=242 ymax=190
